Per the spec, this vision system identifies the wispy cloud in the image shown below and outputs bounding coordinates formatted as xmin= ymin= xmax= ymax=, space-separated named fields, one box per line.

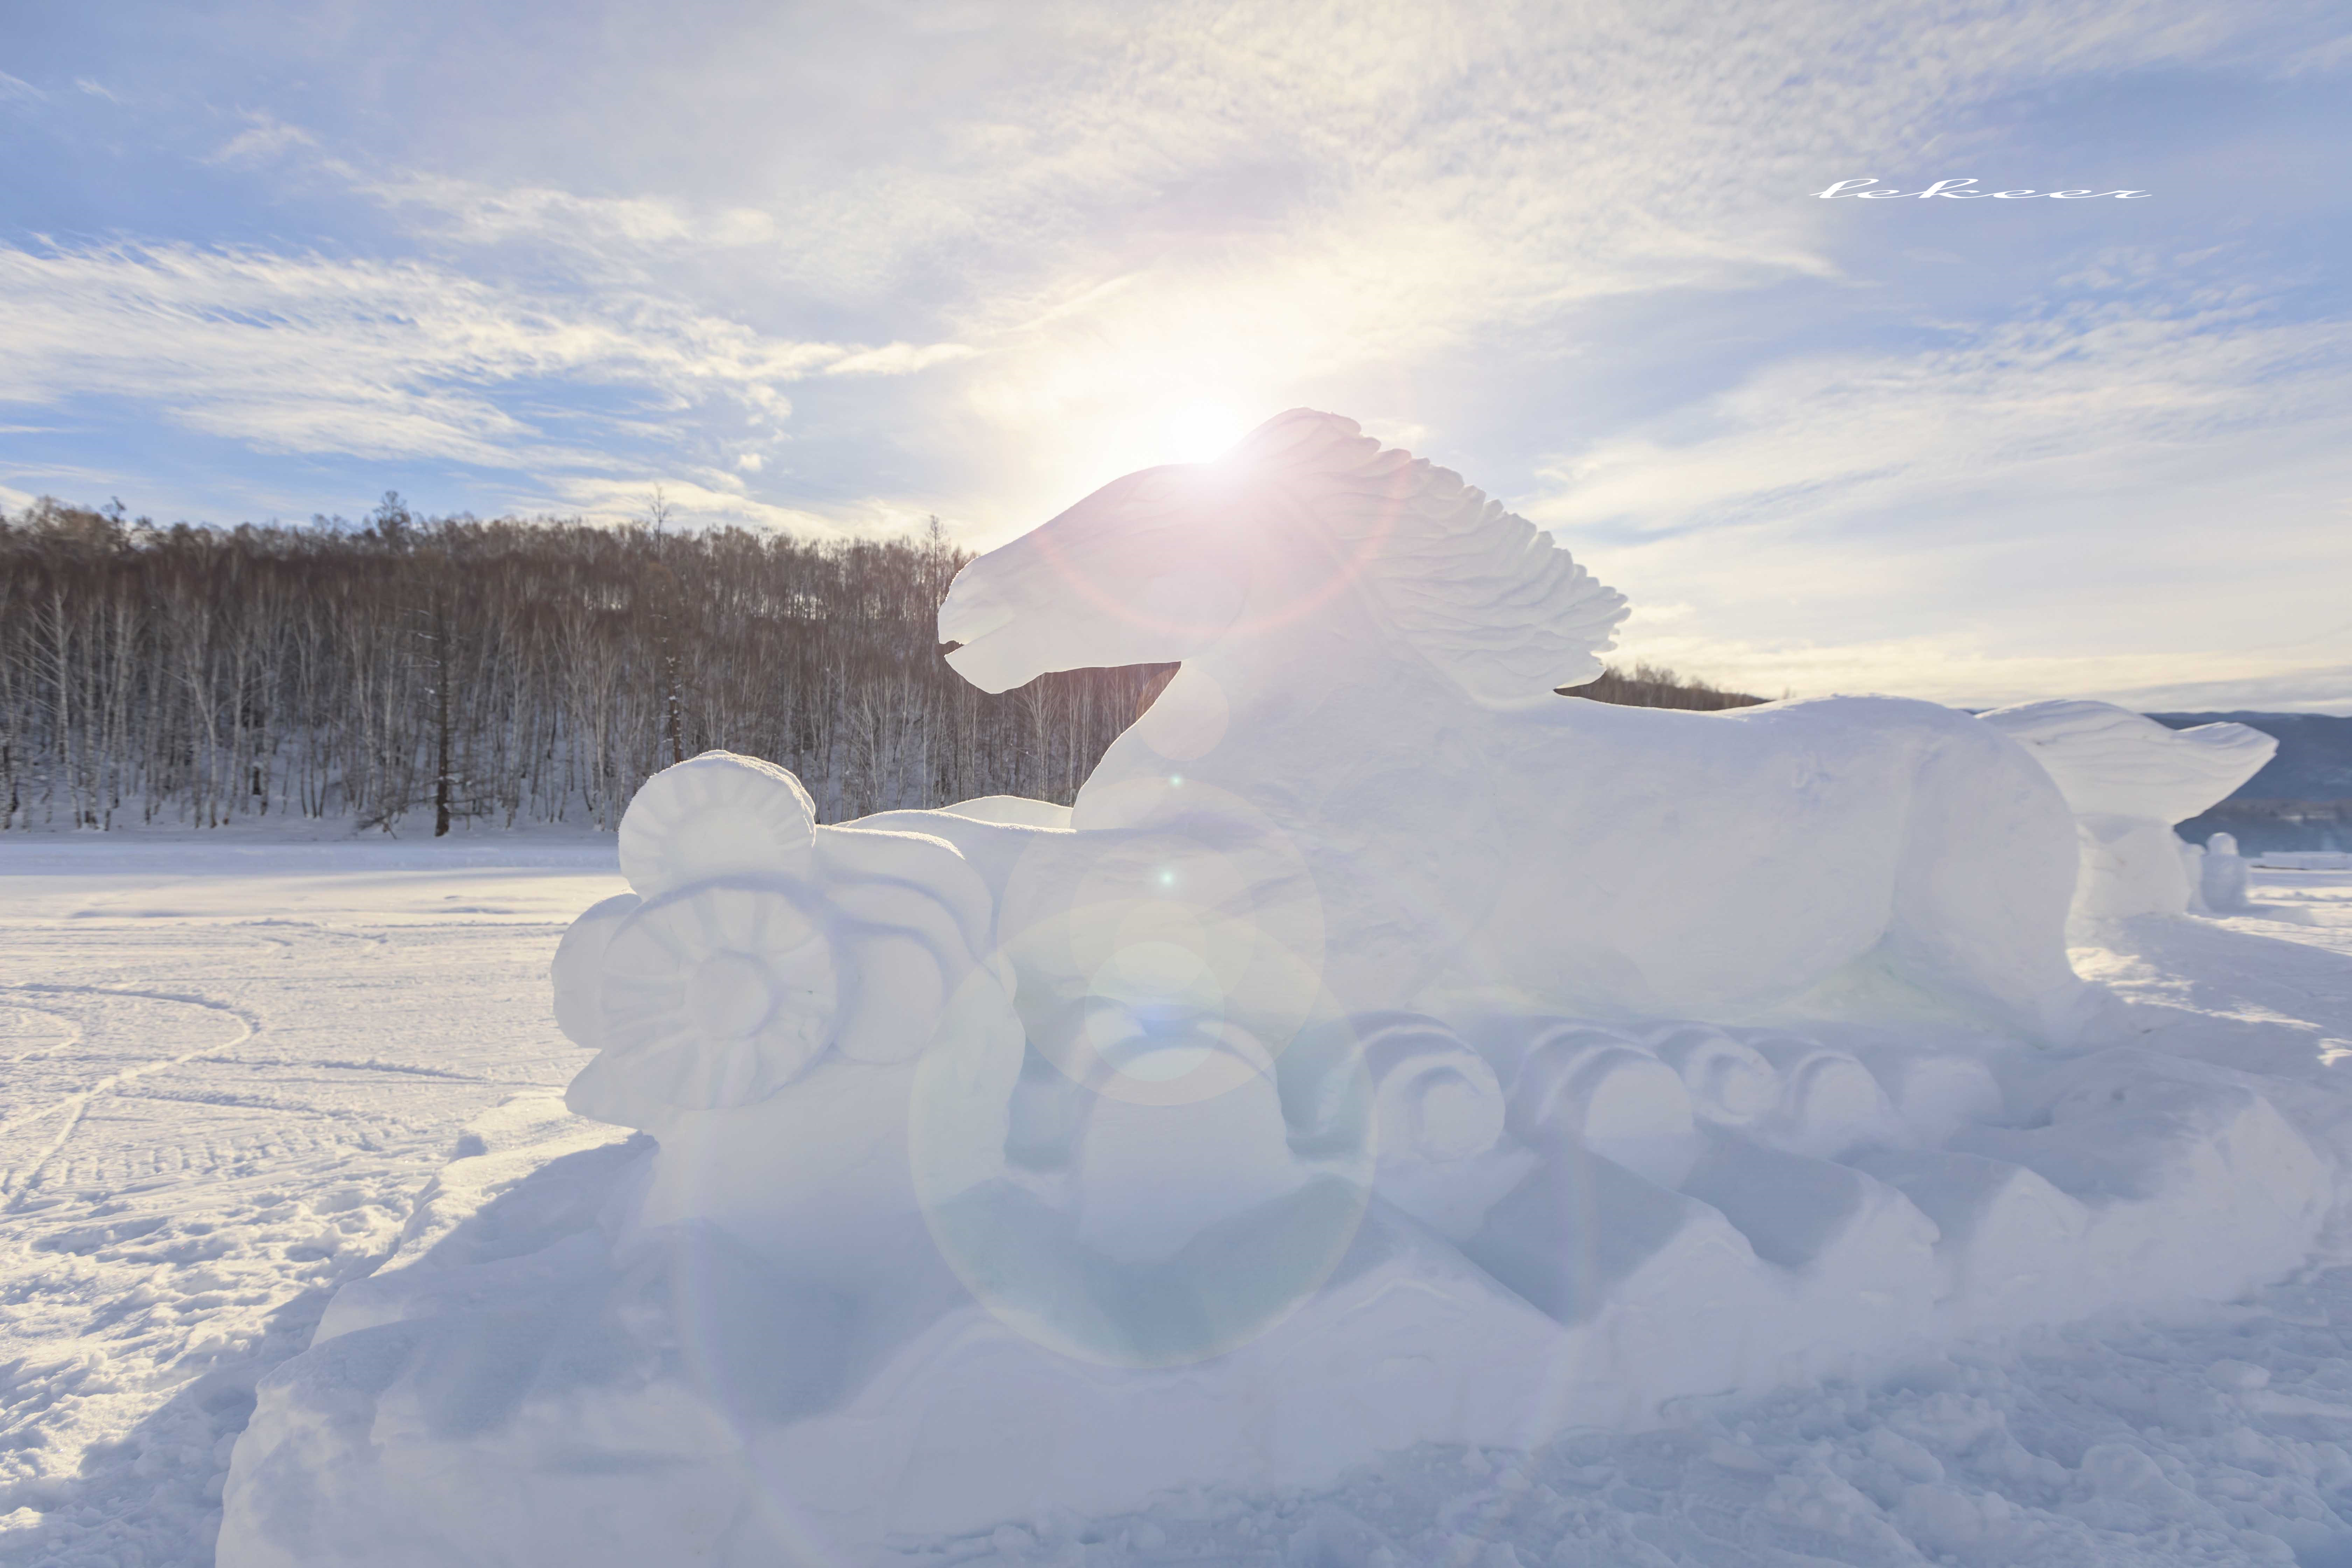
xmin=269 ymin=0 xmax=2266 ymax=359
xmin=1511 ymin=261 xmax=2352 ymax=707
xmin=0 ymin=71 xmax=43 ymax=105
xmin=2105 ymin=663 xmax=2352 ymax=715
xmin=0 ymin=241 xmax=973 ymax=499
xmin=823 ymin=341 xmax=976 ymax=377
xmin=1530 ymin=283 xmax=2352 ymax=542
xmin=2273 ymin=29 xmax=2352 ymax=77
xmin=538 ymin=472 xmax=927 ymax=539
xmin=0 ymin=461 xmax=147 ymax=512
xmin=359 ymin=170 xmax=777 ymax=250
xmin=707 ymin=0 xmax=2281 ymax=520
xmin=206 ymin=112 xmax=318 ymax=167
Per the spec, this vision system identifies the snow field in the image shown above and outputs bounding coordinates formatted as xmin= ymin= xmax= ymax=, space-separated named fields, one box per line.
xmin=0 ymin=840 xmax=625 ymax=1566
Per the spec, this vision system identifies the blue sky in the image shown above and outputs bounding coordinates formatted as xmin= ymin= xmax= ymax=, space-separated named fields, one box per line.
xmin=4 ymin=1 xmax=2348 ymax=711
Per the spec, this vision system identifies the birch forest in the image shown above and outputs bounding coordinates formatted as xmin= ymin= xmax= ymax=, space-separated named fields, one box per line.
xmin=0 ymin=495 xmax=1760 ymax=835
xmin=0 ymin=496 xmax=1178 ymax=833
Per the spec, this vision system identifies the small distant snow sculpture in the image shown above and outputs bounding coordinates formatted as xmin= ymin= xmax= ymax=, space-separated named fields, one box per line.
xmin=2203 ymin=830 xmax=2253 ymax=913
xmin=1978 ymin=700 xmax=2275 ymax=924
xmin=218 ymin=415 xmax=2331 ymax=1567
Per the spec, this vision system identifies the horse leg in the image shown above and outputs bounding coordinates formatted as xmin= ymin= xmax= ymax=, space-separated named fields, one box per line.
xmin=1876 ymin=727 xmax=2101 ymax=1045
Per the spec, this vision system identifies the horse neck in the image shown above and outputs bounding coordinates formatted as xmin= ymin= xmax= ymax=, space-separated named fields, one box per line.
xmin=1074 ymin=557 xmax=1465 ymax=825
xmin=1195 ymin=600 xmax=1441 ymax=708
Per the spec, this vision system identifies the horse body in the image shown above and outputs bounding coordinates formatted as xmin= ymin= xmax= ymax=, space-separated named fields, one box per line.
xmin=1065 ymin=596 xmax=2081 ymax=1038
xmin=934 ymin=411 xmax=2094 ymax=1044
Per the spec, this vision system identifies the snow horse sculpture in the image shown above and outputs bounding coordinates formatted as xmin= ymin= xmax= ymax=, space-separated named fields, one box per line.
xmin=218 ymin=411 xmax=2326 ymax=1568
xmin=924 ymin=408 xmax=2096 ymax=1044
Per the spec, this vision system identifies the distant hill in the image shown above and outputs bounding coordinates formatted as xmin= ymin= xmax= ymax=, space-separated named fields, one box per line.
xmin=2151 ymin=711 xmax=2352 ymax=853
xmin=2150 ymin=712 xmax=2352 ymax=799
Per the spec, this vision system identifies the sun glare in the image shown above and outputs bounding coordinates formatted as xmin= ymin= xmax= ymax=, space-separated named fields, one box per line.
xmin=1161 ymin=401 xmax=1251 ymax=463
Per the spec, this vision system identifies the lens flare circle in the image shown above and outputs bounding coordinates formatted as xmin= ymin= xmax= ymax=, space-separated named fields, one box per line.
xmin=910 ymin=1005 xmax=1372 ymax=1369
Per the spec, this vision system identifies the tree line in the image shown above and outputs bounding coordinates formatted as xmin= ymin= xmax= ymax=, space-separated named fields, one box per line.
xmin=0 ymin=495 xmax=1761 ymax=835
xmin=0 ymin=496 xmax=1174 ymax=833
xmin=1559 ymin=661 xmax=1764 ymax=712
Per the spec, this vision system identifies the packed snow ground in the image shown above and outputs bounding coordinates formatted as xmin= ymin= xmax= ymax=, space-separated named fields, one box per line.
xmin=3 ymin=842 xmax=2352 ymax=1566
xmin=0 ymin=839 xmax=629 ymax=1567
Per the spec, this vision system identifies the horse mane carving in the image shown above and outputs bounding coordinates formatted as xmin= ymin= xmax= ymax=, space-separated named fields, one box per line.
xmin=1226 ymin=410 xmax=1630 ymax=700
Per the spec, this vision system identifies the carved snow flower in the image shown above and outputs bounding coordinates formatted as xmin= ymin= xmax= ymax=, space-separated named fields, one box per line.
xmin=575 ymin=881 xmax=840 ymax=1115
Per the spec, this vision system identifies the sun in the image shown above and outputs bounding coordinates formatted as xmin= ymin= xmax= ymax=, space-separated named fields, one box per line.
xmin=1160 ymin=401 xmax=1252 ymax=464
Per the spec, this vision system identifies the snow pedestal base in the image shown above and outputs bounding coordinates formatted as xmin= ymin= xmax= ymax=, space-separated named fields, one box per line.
xmin=225 ymin=1206 xmax=1579 ymax=1565
xmin=220 ymin=1031 xmax=2331 ymax=1567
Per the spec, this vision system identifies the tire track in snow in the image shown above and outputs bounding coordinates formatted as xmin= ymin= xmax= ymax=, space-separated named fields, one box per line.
xmin=239 ymin=1055 xmax=491 ymax=1082
xmin=23 ymin=918 xmax=300 ymax=962
xmin=0 ymin=1001 xmax=84 ymax=1065
xmin=0 ymin=983 xmax=260 ymax=1206
xmin=0 ymin=1101 xmax=90 ymax=1214
xmin=233 ymin=917 xmax=392 ymax=949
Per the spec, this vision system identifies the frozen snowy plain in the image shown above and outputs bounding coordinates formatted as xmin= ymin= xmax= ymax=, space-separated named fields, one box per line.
xmin=0 ymin=834 xmax=632 ymax=1567
xmin=4 ymin=836 xmax=2352 ymax=1566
